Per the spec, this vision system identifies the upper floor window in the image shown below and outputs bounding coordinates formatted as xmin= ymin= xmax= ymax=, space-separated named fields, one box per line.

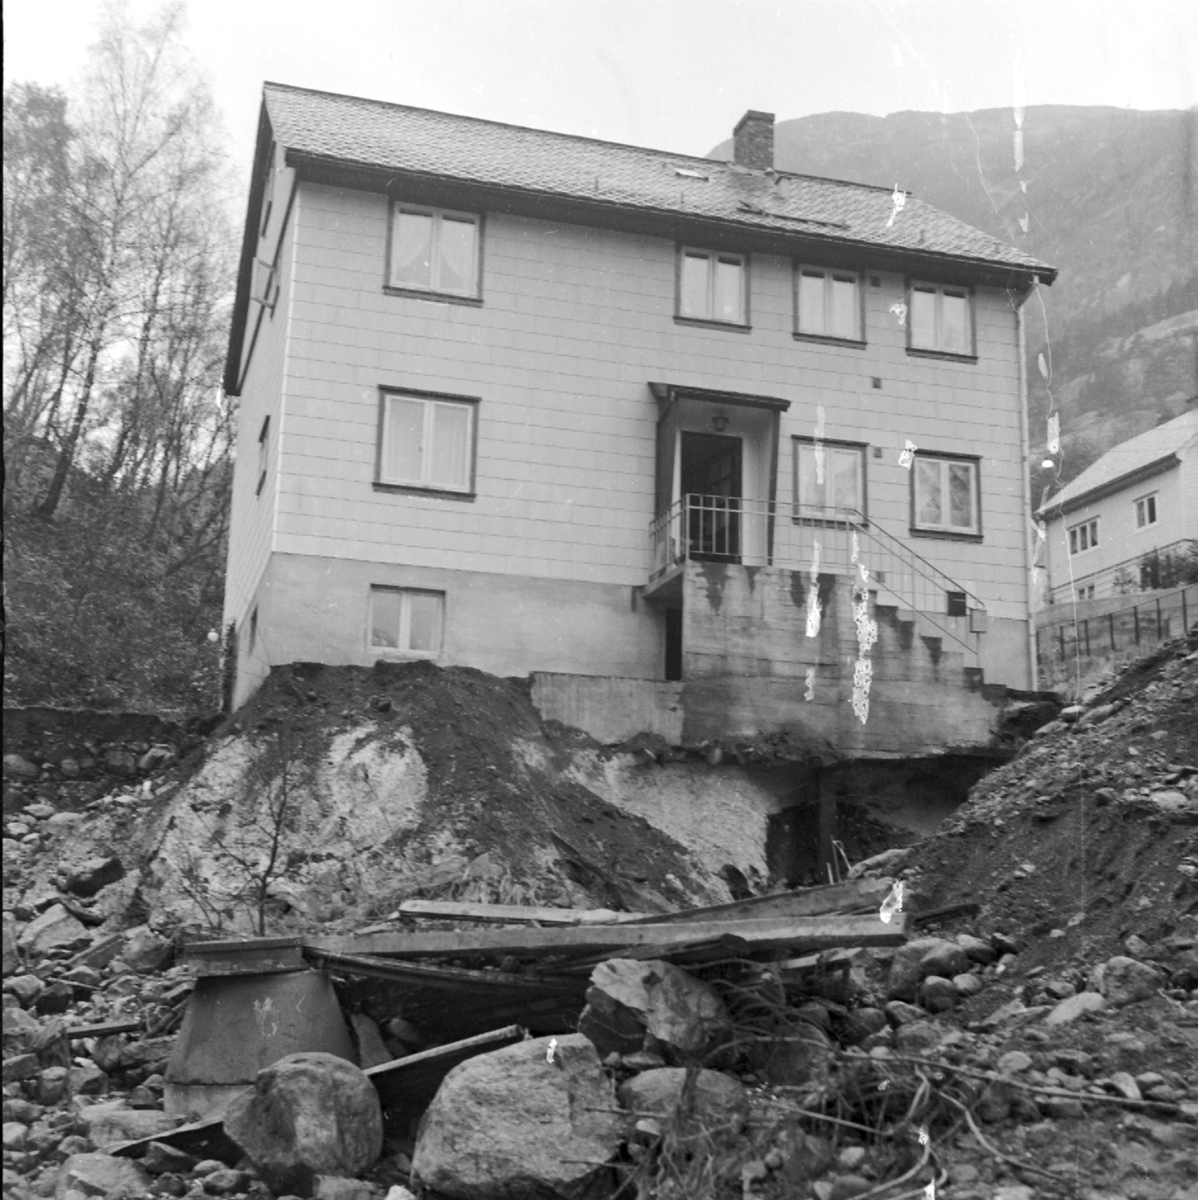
xmin=795 ymin=268 xmax=862 ymax=342
xmin=912 ymin=453 xmax=980 ymax=536
xmin=388 ymin=204 xmax=480 ymax=299
xmin=1134 ymin=494 xmax=1157 ymax=528
xmin=909 ymin=283 xmax=973 ymax=357
xmin=793 ymin=437 xmax=866 ymax=519
xmin=378 ymin=388 xmax=477 ymax=496
xmin=678 ymin=248 xmax=747 ymax=326
xmin=1068 ymin=518 xmax=1098 ymax=555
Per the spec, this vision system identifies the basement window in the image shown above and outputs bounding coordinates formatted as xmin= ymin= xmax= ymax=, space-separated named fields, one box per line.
xmin=370 ymin=588 xmax=444 ymax=656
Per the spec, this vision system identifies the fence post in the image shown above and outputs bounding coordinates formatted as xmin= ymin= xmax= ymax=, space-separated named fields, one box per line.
xmin=1109 ymin=611 xmax=1116 ymax=652
xmin=1133 ymin=604 xmax=1140 ymax=645
xmin=1157 ymin=596 xmax=1163 ymax=640
xmin=1058 ymin=624 xmax=1066 ymax=663
xmin=1083 ymin=618 xmax=1090 ymax=657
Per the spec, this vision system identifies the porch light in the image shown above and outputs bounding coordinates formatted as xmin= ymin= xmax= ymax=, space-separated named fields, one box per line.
xmin=1040 ymin=458 xmax=1054 ymax=469
xmin=711 ymin=413 xmax=730 ymax=433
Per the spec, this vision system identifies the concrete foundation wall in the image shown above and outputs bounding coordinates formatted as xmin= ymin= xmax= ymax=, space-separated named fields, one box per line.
xmin=233 ymin=552 xmax=666 ymax=705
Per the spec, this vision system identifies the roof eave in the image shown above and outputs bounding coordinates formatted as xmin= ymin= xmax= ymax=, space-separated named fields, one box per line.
xmin=1038 ymin=452 xmax=1180 ymax=520
xmin=224 ymin=103 xmax=277 ymax=397
xmin=284 ymin=150 xmax=1055 ymax=288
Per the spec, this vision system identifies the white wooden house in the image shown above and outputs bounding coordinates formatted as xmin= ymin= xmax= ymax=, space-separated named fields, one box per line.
xmin=223 ymin=86 xmax=1057 ymax=754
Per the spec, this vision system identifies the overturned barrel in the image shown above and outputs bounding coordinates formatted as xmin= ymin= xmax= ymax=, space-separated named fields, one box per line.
xmin=165 ymin=938 xmax=356 ymax=1120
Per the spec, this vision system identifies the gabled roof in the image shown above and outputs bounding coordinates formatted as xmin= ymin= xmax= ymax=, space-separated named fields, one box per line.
xmin=1039 ymin=409 xmax=1198 ymax=518
xmin=226 ymin=83 xmax=1057 ymax=393
xmin=264 ymin=82 xmax=1054 ymax=275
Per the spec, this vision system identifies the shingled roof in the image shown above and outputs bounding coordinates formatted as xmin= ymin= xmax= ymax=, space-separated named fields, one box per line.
xmin=1039 ymin=410 xmax=1198 ymax=518
xmin=263 ymin=82 xmax=1054 ymax=277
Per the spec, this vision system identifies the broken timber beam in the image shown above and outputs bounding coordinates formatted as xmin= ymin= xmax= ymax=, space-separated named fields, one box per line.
xmin=396 ymin=900 xmax=645 ymax=925
xmin=305 ymin=913 xmax=910 ymax=960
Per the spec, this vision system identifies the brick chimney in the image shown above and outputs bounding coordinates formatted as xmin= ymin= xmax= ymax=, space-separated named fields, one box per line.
xmin=733 ymin=110 xmax=775 ymax=171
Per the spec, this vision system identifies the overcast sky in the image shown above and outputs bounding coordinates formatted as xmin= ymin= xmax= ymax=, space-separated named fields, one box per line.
xmin=6 ymin=0 xmax=1196 ymax=191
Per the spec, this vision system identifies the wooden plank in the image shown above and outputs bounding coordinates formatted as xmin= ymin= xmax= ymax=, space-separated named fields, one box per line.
xmin=623 ymin=877 xmax=894 ymax=926
xmin=396 ymin=900 xmax=646 ymax=926
xmin=66 ymin=1020 xmax=142 ymax=1039
xmin=364 ymin=1025 xmax=525 ymax=1081
xmin=305 ymin=912 xmax=910 ymax=960
xmin=180 ymin=937 xmax=307 ymax=976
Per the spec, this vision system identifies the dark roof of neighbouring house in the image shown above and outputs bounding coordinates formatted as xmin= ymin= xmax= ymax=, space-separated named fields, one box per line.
xmin=226 ymin=83 xmax=1057 ymax=393
xmin=1039 ymin=409 xmax=1198 ymax=518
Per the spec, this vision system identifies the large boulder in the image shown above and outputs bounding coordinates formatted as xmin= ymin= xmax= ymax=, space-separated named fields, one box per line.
xmin=750 ymin=1024 xmax=836 ymax=1090
xmin=66 ymin=857 xmax=125 ymax=898
xmin=885 ymin=938 xmax=968 ymax=1001
xmin=411 ymin=1033 xmax=622 ymax=1200
xmin=76 ymin=1101 xmax=178 ymax=1149
xmin=54 ymin=1152 xmax=151 ymax=1199
xmin=578 ymin=958 xmax=729 ymax=1060
xmin=223 ymin=1051 xmax=382 ymax=1197
xmin=16 ymin=905 xmax=90 ymax=957
xmin=1101 ymin=956 xmax=1160 ymax=1007
xmin=618 ymin=1067 xmax=748 ymax=1143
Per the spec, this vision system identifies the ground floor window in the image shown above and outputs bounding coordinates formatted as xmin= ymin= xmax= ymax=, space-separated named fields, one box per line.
xmin=370 ymin=587 xmax=445 ymax=655
xmin=1068 ymin=518 xmax=1098 ymax=555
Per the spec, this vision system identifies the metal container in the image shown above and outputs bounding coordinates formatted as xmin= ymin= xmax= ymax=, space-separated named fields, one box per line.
xmin=164 ymin=968 xmax=356 ymax=1120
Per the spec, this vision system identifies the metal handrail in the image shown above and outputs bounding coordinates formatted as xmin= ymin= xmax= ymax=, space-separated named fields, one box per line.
xmin=650 ymin=494 xmax=985 ymax=660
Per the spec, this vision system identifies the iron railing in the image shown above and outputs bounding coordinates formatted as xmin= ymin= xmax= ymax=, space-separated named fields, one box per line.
xmin=650 ymin=494 xmax=986 ymax=658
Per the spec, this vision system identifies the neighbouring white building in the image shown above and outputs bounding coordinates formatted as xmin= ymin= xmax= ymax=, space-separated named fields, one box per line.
xmin=1038 ymin=409 xmax=1198 ymax=602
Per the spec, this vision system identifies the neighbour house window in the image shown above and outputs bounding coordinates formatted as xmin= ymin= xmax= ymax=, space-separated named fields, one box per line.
xmin=370 ymin=587 xmax=444 ymax=656
xmin=1068 ymin=518 xmax=1099 ymax=555
xmin=256 ymin=416 xmax=270 ymax=497
xmin=249 ymin=607 xmax=258 ymax=653
xmin=909 ymin=283 xmax=973 ymax=356
xmin=795 ymin=267 xmax=862 ymax=342
xmin=388 ymin=204 xmax=481 ymax=298
xmin=793 ymin=438 xmax=866 ymax=519
xmin=1135 ymin=494 xmax=1157 ymax=528
xmin=912 ymin=453 xmax=980 ymax=536
xmin=377 ymin=389 xmax=477 ymax=495
xmin=678 ymin=248 xmax=747 ymax=325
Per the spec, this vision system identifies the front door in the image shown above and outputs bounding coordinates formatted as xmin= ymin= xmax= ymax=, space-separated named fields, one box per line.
xmin=680 ymin=432 xmax=742 ymax=562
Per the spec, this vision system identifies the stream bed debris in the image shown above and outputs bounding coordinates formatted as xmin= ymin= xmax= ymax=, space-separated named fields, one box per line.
xmin=3 ymin=631 xmax=1197 ymax=1198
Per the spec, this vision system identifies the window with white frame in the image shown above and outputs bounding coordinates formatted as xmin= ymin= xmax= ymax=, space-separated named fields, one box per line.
xmin=909 ymin=283 xmax=972 ymax=355
xmin=796 ymin=268 xmax=862 ymax=341
xmin=678 ymin=248 xmax=747 ymax=324
xmin=793 ymin=438 xmax=866 ymax=518
xmin=912 ymin=454 xmax=980 ymax=535
xmin=1134 ymin=494 xmax=1157 ymax=528
xmin=370 ymin=588 xmax=444 ymax=656
xmin=1068 ymin=518 xmax=1099 ymax=555
xmin=388 ymin=204 xmax=480 ymax=297
xmin=378 ymin=389 xmax=476 ymax=493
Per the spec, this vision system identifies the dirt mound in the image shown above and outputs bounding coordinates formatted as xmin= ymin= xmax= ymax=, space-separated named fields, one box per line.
xmin=902 ymin=628 xmax=1198 ymax=972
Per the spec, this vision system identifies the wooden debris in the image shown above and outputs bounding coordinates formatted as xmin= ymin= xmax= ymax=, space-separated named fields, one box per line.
xmin=306 ymin=912 xmax=909 ymax=961
xmin=396 ymin=900 xmax=644 ymax=925
xmin=179 ymin=936 xmax=307 ymax=975
xmin=624 ymin=877 xmax=894 ymax=925
xmin=65 ymin=1019 xmax=142 ymax=1039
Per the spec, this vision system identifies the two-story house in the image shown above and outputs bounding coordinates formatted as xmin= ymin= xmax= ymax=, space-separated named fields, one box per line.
xmin=222 ymin=84 xmax=1056 ymax=755
xmin=1038 ymin=409 xmax=1198 ymax=602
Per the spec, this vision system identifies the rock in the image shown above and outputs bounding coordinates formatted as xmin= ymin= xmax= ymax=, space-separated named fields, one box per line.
xmin=955 ymin=933 xmax=996 ymax=966
xmin=103 ymin=750 xmax=137 ymax=777
xmin=2 ymin=912 xmax=20 ymax=975
xmin=54 ymin=1153 xmax=151 ymax=1200
xmin=223 ymin=1051 xmax=383 ymax=1195
xmin=997 ymin=1050 xmax=1033 ymax=1074
xmin=3 ymin=1053 xmax=40 ymax=1083
xmin=143 ymin=1141 xmax=198 ymax=1175
xmin=894 ymin=1021 xmax=943 ymax=1054
xmin=4 ymin=974 xmax=45 ymax=1006
xmin=201 ymin=1168 xmax=251 ymax=1196
xmin=2 ymin=1099 xmax=41 ymax=1124
xmin=1108 ymin=1071 xmax=1142 ymax=1100
xmin=1039 ymin=1095 xmax=1084 ymax=1119
xmin=36 ymin=1066 xmax=70 ymax=1105
xmin=24 ymin=803 xmax=55 ymax=819
xmin=839 ymin=1007 xmax=886 ymax=1044
xmin=618 ymin=1066 xmax=749 ymax=1139
xmin=752 ymin=1024 xmax=835 ymax=1089
xmin=115 ymin=1036 xmax=176 ymax=1074
xmin=46 ymin=811 xmax=84 ymax=831
xmin=311 ymin=1178 xmax=374 ymax=1200
xmin=138 ymin=746 xmax=175 ymax=773
xmin=919 ymin=975 xmax=958 ymax=1012
xmin=828 ymin=1175 xmax=873 ymax=1199
xmin=119 ymin=926 xmax=173 ymax=973
xmin=77 ymin=1101 xmax=178 ymax=1150
xmin=3 ymin=1121 xmax=28 ymax=1150
xmin=16 ymin=905 xmax=90 ymax=957
xmin=68 ymin=1064 xmax=109 ymax=1096
xmin=60 ymin=759 xmax=81 ymax=779
xmin=65 ymin=858 xmax=124 ymax=899
xmin=348 ymin=1012 xmax=391 ymax=1068
xmin=578 ymin=958 xmax=729 ymax=1059
xmin=4 ymin=755 xmax=40 ymax=780
xmin=1059 ymin=704 xmax=1084 ymax=723
xmin=886 ymin=938 xmax=966 ymax=1001
xmin=953 ymin=972 xmax=983 ymax=997
xmin=1044 ymin=991 xmax=1106 ymax=1025
xmin=1102 ymin=956 xmax=1161 ymax=1007
xmin=412 ymin=1034 xmax=621 ymax=1200
xmin=34 ymin=981 xmax=74 ymax=1015
xmin=883 ymin=1000 xmax=925 ymax=1027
